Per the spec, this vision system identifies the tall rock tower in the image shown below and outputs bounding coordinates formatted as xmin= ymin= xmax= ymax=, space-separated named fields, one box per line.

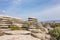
xmin=28 ymin=17 xmax=43 ymax=29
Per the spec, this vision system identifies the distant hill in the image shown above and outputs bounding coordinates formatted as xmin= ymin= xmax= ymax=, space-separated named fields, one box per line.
xmin=43 ymin=20 xmax=60 ymax=23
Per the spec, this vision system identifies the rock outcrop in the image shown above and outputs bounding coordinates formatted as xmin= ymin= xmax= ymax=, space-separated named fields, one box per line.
xmin=30 ymin=29 xmax=51 ymax=40
xmin=0 ymin=30 xmax=5 ymax=36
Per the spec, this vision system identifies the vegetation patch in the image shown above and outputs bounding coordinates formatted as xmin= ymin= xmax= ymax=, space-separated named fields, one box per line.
xmin=10 ymin=25 xmax=22 ymax=30
xmin=49 ymin=26 xmax=60 ymax=40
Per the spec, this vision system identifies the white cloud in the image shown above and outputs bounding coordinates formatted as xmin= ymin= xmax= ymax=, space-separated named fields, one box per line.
xmin=2 ymin=10 xmax=6 ymax=13
xmin=39 ymin=5 xmax=60 ymax=20
xmin=6 ymin=0 xmax=22 ymax=13
xmin=13 ymin=0 xmax=22 ymax=4
xmin=42 ymin=5 xmax=60 ymax=16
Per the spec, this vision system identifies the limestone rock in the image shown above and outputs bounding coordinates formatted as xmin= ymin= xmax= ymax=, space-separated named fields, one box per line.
xmin=31 ymin=33 xmax=51 ymax=40
xmin=0 ymin=30 xmax=5 ymax=36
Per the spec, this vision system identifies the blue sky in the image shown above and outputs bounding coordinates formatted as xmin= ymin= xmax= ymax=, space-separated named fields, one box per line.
xmin=0 ymin=0 xmax=60 ymax=21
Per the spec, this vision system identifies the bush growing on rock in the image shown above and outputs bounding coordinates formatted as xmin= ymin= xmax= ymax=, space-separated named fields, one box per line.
xmin=23 ymin=21 xmax=30 ymax=30
xmin=10 ymin=25 xmax=21 ymax=30
xmin=49 ymin=26 xmax=60 ymax=40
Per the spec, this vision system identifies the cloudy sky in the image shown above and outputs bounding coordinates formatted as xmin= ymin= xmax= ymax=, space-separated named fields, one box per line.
xmin=0 ymin=0 xmax=60 ymax=21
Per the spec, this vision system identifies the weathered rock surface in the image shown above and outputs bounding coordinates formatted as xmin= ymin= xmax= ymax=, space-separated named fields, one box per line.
xmin=0 ymin=35 xmax=40 ymax=40
xmin=4 ymin=30 xmax=31 ymax=35
xmin=31 ymin=33 xmax=51 ymax=40
xmin=30 ymin=29 xmax=51 ymax=40
xmin=0 ymin=30 xmax=5 ymax=36
xmin=0 ymin=29 xmax=51 ymax=40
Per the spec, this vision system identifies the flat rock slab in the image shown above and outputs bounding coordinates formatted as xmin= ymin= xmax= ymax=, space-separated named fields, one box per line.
xmin=4 ymin=30 xmax=31 ymax=35
xmin=31 ymin=33 xmax=51 ymax=40
xmin=0 ymin=35 xmax=40 ymax=40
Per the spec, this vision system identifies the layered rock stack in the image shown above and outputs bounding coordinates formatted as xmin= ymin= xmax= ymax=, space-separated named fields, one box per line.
xmin=31 ymin=29 xmax=51 ymax=40
xmin=0 ymin=15 xmax=24 ymax=29
xmin=0 ymin=30 xmax=5 ymax=36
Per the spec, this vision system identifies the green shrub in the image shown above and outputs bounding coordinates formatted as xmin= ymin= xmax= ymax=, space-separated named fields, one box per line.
xmin=40 ymin=28 xmax=46 ymax=32
xmin=10 ymin=25 xmax=21 ymax=30
xmin=23 ymin=21 xmax=30 ymax=30
xmin=49 ymin=26 xmax=60 ymax=40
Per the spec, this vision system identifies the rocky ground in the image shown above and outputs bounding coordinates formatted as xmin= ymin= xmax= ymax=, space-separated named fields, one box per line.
xmin=0 ymin=29 xmax=51 ymax=40
xmin=0 ymin=30 xmax=40 ymax=40
xmin=0 ymin=35 xmax=40 ymax=40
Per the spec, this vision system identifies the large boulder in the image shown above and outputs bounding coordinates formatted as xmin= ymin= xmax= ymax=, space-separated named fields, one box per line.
xmin=30 ymin=29 xmax=51 ymax=40
xmin=4 ymin=30 xmax=31 ymax=35
xmin=0 ymin=30 xmax=5 ymax=36
xmin=31 ymin=33 xmax=51 ymax=40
